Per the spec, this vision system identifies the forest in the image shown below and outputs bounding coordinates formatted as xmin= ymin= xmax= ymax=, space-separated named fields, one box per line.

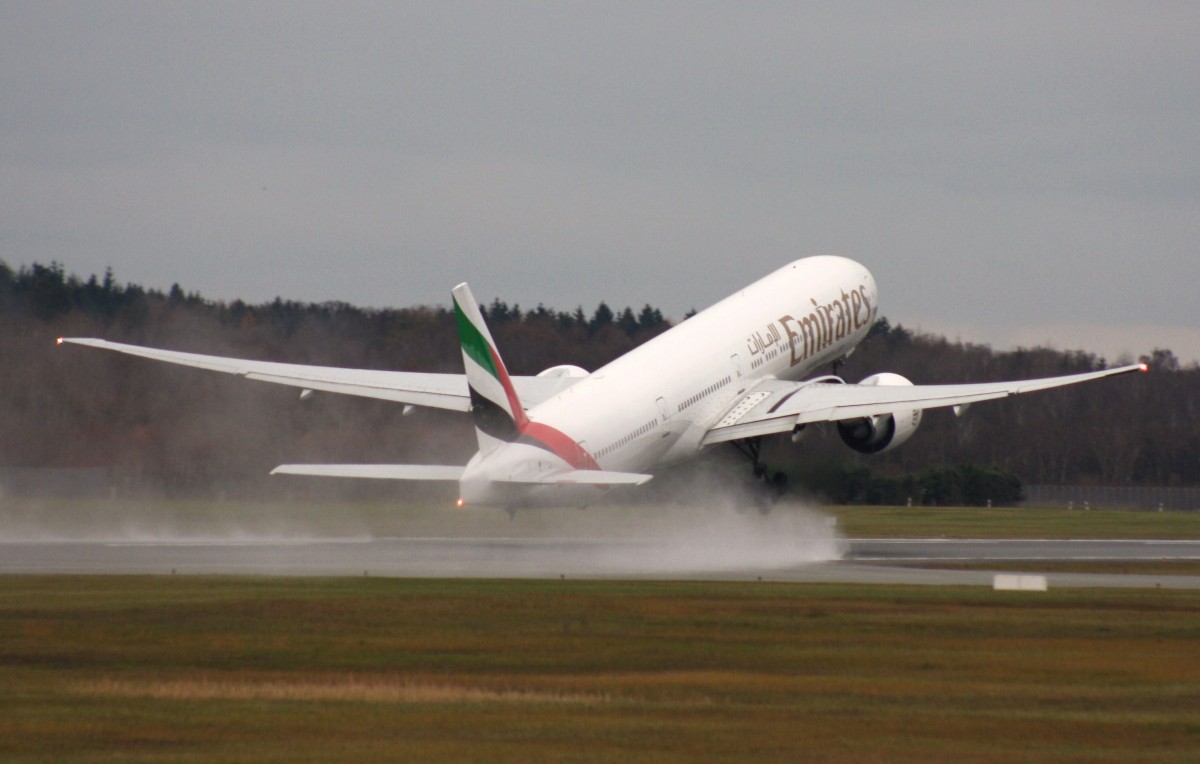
xmin=1 ymin=260 xmax=1197 ymax=503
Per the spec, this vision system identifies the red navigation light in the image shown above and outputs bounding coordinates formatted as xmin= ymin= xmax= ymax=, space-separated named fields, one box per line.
xmin=55 ymin=337 xmax=64 ymax=345
xmin=455 ymin=498 xmax=465 ymax=508
xmin=1138 ymin=362 xmax=1150 ymax=373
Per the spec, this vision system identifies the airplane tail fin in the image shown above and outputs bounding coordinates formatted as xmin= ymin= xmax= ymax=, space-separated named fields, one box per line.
xmin=452 ymin=283 xmax=529 ymax=454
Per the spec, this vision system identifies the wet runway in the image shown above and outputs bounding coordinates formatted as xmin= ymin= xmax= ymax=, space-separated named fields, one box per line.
xmin=850 ymin=538 xmax=1200 ymax=562
xmin=3 ymin=537 xmax=1199 ymax=589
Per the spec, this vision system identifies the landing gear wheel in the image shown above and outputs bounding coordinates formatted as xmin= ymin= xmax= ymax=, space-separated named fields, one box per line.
xmin=730 ymin=438 xmax=787 ymax=514
xmin=770 ymin=471 xmax=788 ymax=499
xmin=756 ymin=472 xmax=788 ymax=514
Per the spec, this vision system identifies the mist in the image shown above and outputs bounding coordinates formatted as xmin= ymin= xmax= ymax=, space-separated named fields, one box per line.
xmin=0 ymin=487 xmax=844 ymax=578
xmin=551 ymin=497 xmax=845 ymax=576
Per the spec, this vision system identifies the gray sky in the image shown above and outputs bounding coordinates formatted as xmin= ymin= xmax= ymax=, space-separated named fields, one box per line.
xmin=3 ymin=2 xmax=1198 ymax=363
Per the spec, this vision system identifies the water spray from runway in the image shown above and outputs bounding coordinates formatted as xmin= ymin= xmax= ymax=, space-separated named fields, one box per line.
xmin=559 ymin=498 xmax=844 ymax=575
xmin=0 ymin=495 xmax=380 ymax=543
xmin=0 ymin=482 xmax=844 ymax=576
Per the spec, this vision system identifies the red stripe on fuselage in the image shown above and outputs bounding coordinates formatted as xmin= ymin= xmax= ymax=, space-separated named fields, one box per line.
xmin=484 ymin=343 xmax=597 ymax=470
xmin=520 ymin=421 xmax=601 ymax=471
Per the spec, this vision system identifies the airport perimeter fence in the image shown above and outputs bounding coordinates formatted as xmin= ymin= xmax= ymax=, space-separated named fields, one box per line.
xmin=1024 ymin=484 xmax=1200 ymax=512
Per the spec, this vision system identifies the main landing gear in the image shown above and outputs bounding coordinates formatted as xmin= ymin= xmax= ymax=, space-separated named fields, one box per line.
xmin=730 ymin=438 xmax=788 ymax=513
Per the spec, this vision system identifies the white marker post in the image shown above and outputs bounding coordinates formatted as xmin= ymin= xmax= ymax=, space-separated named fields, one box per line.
xmin=993 ymin=574 xmax=1049 ymax=592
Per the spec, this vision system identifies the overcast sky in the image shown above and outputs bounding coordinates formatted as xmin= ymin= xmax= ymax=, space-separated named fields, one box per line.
xmin=3 ymin=2 xmax=1198 ymax=363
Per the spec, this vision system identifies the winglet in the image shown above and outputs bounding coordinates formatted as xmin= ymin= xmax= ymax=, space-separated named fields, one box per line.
xmin=452 ymin=283 xmax=528 ymax=453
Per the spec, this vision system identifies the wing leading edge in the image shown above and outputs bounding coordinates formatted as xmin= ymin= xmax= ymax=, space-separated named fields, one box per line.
xmin=702 ymin=363 xmax=1147 ymax=446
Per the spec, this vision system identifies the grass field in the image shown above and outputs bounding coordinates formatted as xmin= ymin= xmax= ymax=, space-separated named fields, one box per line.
xmin=2 ymin=576 xmax=1198 ymax=763
xmin=827 ymin=505 xmax=1200 ymax=540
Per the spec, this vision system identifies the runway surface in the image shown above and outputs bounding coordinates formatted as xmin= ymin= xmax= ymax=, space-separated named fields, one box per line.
xmin=3 ymin=537 xmax=1200 ymax=589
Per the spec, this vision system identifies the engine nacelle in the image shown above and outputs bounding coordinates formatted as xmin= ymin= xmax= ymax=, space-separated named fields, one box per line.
xmin=536 ymin=365 xmax=589 ymax=379
xmin=837 ymin=372 xmax=923 ymax=454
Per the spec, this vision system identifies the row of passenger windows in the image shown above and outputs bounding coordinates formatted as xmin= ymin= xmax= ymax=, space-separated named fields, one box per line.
xmin=596 ymin=418 xmax=659 ymax=459
xmin=677 ymin=375 xmax=732 ymax=412
xmin=755 ymin=347 xmax=784 ymax=367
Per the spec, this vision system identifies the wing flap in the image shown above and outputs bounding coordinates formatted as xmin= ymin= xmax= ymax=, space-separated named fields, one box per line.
xmin=702 ymin=363 xmax=1145 ymax=446
xmin=244 ymin=371 xmax=469 ymax=409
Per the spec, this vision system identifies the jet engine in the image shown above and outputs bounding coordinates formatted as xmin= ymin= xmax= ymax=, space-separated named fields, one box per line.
xmin=536 ymin=365 xmax=589 ymax=379
xmin=837 ymin=372 xmax=922 ymax=454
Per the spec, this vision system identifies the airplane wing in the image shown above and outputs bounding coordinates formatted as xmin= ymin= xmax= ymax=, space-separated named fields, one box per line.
xmin=57 ymin=338 xmax=578 ymax=411
xmin=702 ymin=363 xmax=1147 ymax=446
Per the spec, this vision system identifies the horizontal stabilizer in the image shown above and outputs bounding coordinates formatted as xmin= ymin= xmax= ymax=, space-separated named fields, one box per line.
xmin=269 ymin=464 xmax=649 ymax=487
xmin=503 ymin=470 xmax=653 ymax=486
xmin=270 ymin=464 xmax=465 ymax=481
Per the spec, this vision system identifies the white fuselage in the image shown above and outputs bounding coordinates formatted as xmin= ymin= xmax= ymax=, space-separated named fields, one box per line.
xmin=459 ymin=256 xmax=878 ymax=507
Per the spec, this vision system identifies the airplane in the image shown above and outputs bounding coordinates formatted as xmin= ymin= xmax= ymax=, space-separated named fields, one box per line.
xmin=59 ymin=255 xmax=1146 ymax=510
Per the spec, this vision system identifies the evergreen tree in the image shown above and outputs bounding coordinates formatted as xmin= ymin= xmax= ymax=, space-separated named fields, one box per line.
xmin=590 ymin=302 xmax=614 ymax=332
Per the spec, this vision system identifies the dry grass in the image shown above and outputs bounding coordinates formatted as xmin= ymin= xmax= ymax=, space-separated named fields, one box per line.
xmin=75 ymin=675 xmax=609 ymax=705
xmin=2 ymin=576 xmax=1199 ymax=763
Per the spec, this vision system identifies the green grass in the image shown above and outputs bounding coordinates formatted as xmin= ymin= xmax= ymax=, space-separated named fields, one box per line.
xmin=827 ymin=504 xmax=1200 ymax=539
xmin=1 ymin=576 xmax=1198 ymax=763
xmin=906 ymin=560 xmax=1200 ymax=576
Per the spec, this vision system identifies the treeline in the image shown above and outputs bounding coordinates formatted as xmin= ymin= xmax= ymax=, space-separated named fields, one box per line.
xmin=0 ymin=260 xmax=669 ymax=346
xmin=0 ymin=260 xmax=1197 ymax=500
xmin=798 ymin=463 xmax=1025 ymax=507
